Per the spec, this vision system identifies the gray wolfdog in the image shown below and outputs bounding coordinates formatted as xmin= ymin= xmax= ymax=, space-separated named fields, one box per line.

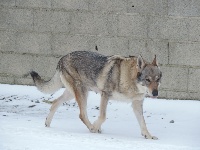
xmin=30 ymin=51 xmax=162 ymax=139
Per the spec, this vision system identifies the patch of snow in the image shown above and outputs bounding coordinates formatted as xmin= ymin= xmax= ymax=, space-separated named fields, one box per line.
xmin=0 ymin=84 xmax=200 ymax=150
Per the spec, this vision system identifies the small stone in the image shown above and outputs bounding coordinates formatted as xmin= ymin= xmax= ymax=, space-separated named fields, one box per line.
xmin=35 ymin=100 xmax=40 ymax=103
xmin=170 ymin=120 xmax=174 ymax=123
xmin=28 ymin=105 xmax=36 ymax=108
xmin=95 ymin=106 xmax=99 ymax=110
xmin=0 ymin=97 xmax=5 ymax=100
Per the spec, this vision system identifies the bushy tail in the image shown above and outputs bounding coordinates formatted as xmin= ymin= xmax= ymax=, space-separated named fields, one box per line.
xmin=30 ymin=70 xmax=62 ymax=94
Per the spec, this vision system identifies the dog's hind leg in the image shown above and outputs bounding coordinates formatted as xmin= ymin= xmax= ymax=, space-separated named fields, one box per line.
xmin=92 ymin=92 xmax=109 ymax=133
xmin=45 ymin=89 xmax=74 ymax=127
xmin=132 ymin=100 xmax=158 ymax=140
xmin=74 ymin=87 xmax=93 ymax=132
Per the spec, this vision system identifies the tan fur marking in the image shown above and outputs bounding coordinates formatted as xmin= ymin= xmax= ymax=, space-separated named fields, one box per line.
xmin=118 ymin=58 xmax=139 ymax=97
xmin=148 ymin=81 xmax=159 ymax=96
xmin=96 ymin=58 xmax=116 ymax=90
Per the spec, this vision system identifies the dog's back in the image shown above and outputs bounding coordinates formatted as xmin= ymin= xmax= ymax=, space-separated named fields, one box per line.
xmin=57 ymin=51 xmax=108 ymax=82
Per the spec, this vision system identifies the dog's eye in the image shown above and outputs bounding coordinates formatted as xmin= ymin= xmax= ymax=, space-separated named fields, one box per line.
xmin=156 ymin=78 xmax=160 ymax=82
xmin=146 ymin=79 xmax=150 ymax=82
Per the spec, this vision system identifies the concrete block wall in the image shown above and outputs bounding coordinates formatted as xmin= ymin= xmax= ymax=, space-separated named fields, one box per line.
xmin=1 ymin=0 xmax=200 ymax=100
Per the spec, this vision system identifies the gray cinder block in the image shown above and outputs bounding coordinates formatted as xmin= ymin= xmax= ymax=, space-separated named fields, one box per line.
xmin=127 ymin=0 xmax=168 ymax=15
xmin=188 ymin=18 xmax=200 ymax=42
xmin=0 ymin=8 xmax=33 ymax=31
xmin=160 ymin=66 xmax=188 ymax=92
xmin=168 ymin=0 xmax=200 ymax=17
xmin=89 ymin=0 xmax=127 ymax=12
xmin=16 ymin=32 xmax=51 ymax=54
xmin=0 ymin=31 xmax=16 ymax=52
xmin=32 ymin=56 xmax=60 ymax=78
xmin=94 ymin=37 xmax=128 ymax=56
xmin=0 ymin=53 xmax=34 ymax=76
xmin=169 ymin=42 xmax=200 ymax=66
xmin=118 ymin=14 xmax=147 ymax=38
xmin=34 ymin=10 xmax=71 ymax=33
xmin=148 ymin=16 xmax=188 ymax=41
xmin=0 ymin=0 xmax=15 ymax=6
xmin=129 ymin=39 xmax=168 ymax=65
xmin=52 ymin=0 xmax=88 ymax=10
xmin=71 ymin=12 xmax=118 ymax=36
xmin=189 ymin=68 xmax=200 ymax=93
xmin=52 ymin=34 xmax=91 ymax=55
xmin=16 ymin=0 xmax=51 ymax=8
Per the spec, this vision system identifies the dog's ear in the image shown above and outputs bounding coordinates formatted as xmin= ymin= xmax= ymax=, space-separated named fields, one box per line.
xmin=152 ymin=55 xmax=158 ymax=66
xmin=137 ymin=55 xmax=146 ymax=71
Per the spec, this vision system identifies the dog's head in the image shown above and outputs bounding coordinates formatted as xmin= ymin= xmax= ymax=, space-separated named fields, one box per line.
xmin=136 ymin=55 xmax=162 ymax=98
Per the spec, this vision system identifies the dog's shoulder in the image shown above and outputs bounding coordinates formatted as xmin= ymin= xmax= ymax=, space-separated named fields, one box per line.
xmin=107 ymin=55 xmax=137 ymax=63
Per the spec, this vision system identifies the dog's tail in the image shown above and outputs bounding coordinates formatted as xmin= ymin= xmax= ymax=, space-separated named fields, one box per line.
xmin=30 ymin=70 xmax=62 ymax=94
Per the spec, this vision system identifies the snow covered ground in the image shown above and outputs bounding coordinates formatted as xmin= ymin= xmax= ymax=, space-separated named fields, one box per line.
xmin=0 ymin=84 xmax=200 ymax=150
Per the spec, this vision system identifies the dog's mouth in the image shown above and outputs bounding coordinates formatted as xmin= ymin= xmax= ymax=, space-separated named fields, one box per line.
xmin=146 ymin=89 xmax=158 ymax=99
xmin=150 ymin=96 xmax=158 ymax=99
xmin=146 ymin=95 xmax=158 ymax=99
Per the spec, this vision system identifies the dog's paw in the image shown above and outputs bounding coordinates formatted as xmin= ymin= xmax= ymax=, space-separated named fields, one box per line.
xmin=151 ymin=136 xmax=158 ymax=140
xmin=90 ymin=128 xmax=102 ymax=133
xmin=45 ymin=118 xmax=51 ymax=127
xmin=143 ymin=134 xmax=158 ymax=140
xmin=45 ymin=122 xmax=50 ymax=127
xmin=89 ymin=126 xmax=102 ymax=133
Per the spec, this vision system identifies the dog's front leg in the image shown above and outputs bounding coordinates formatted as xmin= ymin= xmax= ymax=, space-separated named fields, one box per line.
xmin=132 ymin=100 xmax=158 ymax=140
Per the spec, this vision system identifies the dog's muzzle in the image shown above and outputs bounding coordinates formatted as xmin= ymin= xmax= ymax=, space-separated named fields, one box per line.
xmin=152 ymin=89 xmax=158 ymax=97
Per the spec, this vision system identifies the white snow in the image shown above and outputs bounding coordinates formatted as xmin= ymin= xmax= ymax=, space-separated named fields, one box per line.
xmin=0 ymin=84 xmax=200 ymax=150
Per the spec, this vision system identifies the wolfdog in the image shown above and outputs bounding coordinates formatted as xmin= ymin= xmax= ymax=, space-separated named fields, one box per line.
xmin=30 ymin=51 xmax=162 ymax=139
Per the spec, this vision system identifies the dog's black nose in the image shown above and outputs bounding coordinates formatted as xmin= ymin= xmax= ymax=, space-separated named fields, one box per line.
xmin=152 ymin=89 xmax=158 ymax=96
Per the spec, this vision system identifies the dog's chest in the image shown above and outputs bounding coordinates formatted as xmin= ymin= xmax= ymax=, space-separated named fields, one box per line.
xmin=136 ymin=83 xmax=147 ymax=94
xmin=110 ymin=91 xmax=132 ymax=101
xmin=109 ymin=84 xmax=147 ymax=101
